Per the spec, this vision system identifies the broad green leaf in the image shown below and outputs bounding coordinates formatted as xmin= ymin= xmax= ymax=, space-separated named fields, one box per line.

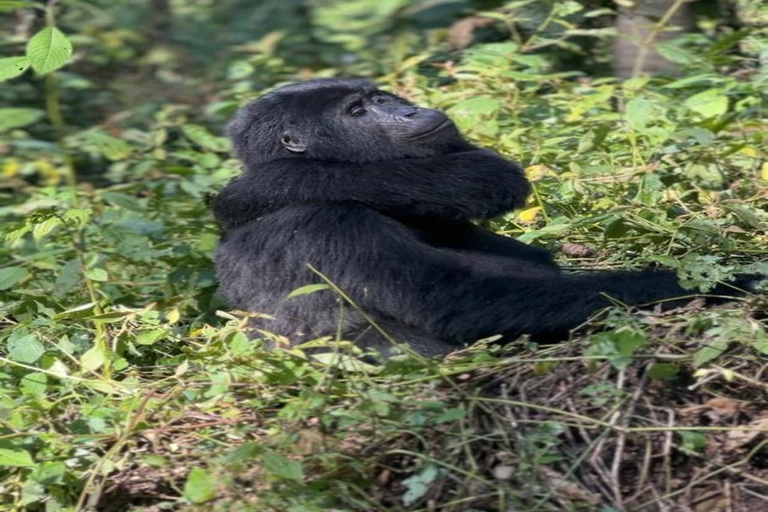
xmin=655 ymin=44 xmax=696 ymax=65
xmin=262 ymin=451 xmax=304 ymax=481
xmin=0 ymin=266 xmax=29 ymax=290
xmin=32 ymin=216 xmax=62 ymax=240
xmin=693 ymin=338 xmax=730 ymax=366
xmin=20 ymin=372 xmax=46 ymax=397
xmin=286 ymin=283 xmax=330 ymax=298
xmin=54 ymin=259 xmax=82 ymax=297
xmin=26 ymin=27 xmax=73 ymax=74
xmin=80 ymin=346 xmax=106 ymax=371
xmin=0 ymin=108 xmax=44 ymax=132
xmin=219 ymin=443 xmax=260 ymax=464
xmin=449 ymin=96 xmax=501 ymax=117
xmin=0 ymin=56 xmax=30 ymax=81
xmin=685 ymin=89 xmax=728 ymax=118
xmin=184 ymin=467 xmax=217 ymax=503
xmin=7 ymin=332 xmax=45 ymax=364
xmin=625 ymin=97 xmax=653 ymax=131
xmin=0 ymin=448 xmax=35 ymax=467
xmin=135 ymin=329 xmax=166 ymax=346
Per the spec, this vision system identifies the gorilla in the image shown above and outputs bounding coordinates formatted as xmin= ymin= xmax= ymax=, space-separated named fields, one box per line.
xmin=213 ymin=79 xmax=756 ymax=357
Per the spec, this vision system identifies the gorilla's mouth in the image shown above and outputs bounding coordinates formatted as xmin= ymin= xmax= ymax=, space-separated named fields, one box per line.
xmin=409 ymin=119 xmax=453 ymax=139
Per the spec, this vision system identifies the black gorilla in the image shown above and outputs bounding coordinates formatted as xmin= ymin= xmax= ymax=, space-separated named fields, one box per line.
xmin=213 ymin=79 xmax=754 ymax=357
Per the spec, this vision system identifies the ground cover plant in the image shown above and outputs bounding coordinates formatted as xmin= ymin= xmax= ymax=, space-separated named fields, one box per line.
xmin=1 ymin=1 xmax=767 ymax=511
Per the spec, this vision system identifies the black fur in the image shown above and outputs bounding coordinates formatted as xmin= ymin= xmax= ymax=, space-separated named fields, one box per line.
xmin=214 ymin=79 xmax=755 ymax=357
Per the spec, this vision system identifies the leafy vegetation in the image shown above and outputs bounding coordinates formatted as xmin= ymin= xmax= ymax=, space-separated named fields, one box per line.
xmin=1 ymin=1 xmax=766 ymax=510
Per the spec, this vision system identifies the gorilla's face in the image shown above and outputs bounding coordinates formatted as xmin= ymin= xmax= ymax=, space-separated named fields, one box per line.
xmin=228 ymin=79 xmax=468 ymax=165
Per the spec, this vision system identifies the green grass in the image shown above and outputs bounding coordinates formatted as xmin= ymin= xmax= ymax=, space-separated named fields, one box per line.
xmin=1 ymin=8 xmax=768 ymax=510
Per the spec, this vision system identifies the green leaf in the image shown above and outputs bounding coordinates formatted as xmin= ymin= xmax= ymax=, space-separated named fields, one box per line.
xmin=655 ymin=44 xmax=696 ymax=65
xmin=0 ymin=56 xmax=31 ymax=81
xmin=685 ymin=89 xmax=728 ymax=118
xmin=84 ymin=268 xmax=108 ymax=282
xmin=262 ymin=451 xmax=304 ymax=481
xmin=625 ymin=97 xmax=653 ymax=131
xmin=80 ymin=346 xmax=106 ymax=371
xmin=0 ymin=1 xmax=33 ymax=12
xmin=184 ymin=467 xmax=218 ymax=503
xmin=7 ymin=332 xmax=45 ymax=364
xmin=181 ymin=124 xmax=231 ymax=152
xmin=286 ymin=283 xmax=330 ymax=298
xmin=27 ymin=27 xmax=73 ymax=74
xmin=83 ymin=131 xmax=133 ymax=160
xmin=54 ymin=259 xmax=82 ymax=297
xmin=449 ymin=96 xmax=500 ymax=117
xmin=20 ymin=372 xmax=46 ymax=397
xmin=649 ymin=363 xmax=680 ymax=380
xmin=693 ymin=338 xmax=731 ymax=367
xmin=402 ymin=465 xmax=439 ymax=506
xmin=0 ymin=108 xmax=44 ymax=131
xmin=135 ymin=329 xmax=166 ymax=346
xmin=0 ymin=448 xmax=35 ymax=467
xmin=220 ymin=443 xmax=260 ymax=464
xmin=32 ymin=216 xmax=63 ymax=240
xmin=101 ymin=191 xmax=144 ymax=212
xmin=0 ymin=266 xmax=29 ymax=290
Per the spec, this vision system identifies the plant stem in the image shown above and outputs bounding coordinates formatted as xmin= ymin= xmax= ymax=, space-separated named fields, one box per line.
xmin=45 ymin=73 xmax=80 ymax=207
xmin=631 ymin=0 xmax=687 ymax=78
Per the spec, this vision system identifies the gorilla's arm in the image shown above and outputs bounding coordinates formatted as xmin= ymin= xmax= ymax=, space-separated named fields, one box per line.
xmin=294 ymin=206 xmax=711 ymax=342
xmin=213 ymin=150 xmax=530 ymax=230
xmin=406 ymin=219 xmax=556 ymax=267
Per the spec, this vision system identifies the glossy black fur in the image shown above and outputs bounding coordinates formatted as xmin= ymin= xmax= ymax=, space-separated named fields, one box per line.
xmin=214 ymin=79 xmax=753 ymax=357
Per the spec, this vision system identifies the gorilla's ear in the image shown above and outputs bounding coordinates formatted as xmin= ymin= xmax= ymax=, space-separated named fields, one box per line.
xmin=280 ymin=133 xmax=306 ymax=154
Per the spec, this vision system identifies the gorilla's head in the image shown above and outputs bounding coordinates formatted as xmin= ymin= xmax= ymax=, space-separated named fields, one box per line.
xmin=228 ymin=79 xmax=469 ymax=165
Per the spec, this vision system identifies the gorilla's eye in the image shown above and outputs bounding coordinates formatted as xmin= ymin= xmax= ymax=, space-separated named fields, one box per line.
xmin=372 ymin=96 xmax=386 ymax=105
xmin=349 ymin=104 xmax=367 ymax=116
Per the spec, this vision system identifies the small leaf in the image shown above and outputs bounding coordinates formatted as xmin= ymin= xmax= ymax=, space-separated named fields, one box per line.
xmin=26 ymin=27 xmax=73 ymax=74
xmin=32 ymin=216 xmax=62 ymax=240
xmin=402 ymin=465 xmax=439 ymax=506
xmin=80 ymin=346 xmax=106 ymax=371
xmin=135 ymin=329 xmax=166 ymax=346
xmin=84 ymin=268 xmax=108 ymax=282
xmin=449 ymin=96 xmax=501 ymax=117
xmin=181 ymin=124 xmax=231 ymax=152
xmin=0 ymin=448 xmax=35 ymax=467
xmin=184 ymin=467 xmax=217 ymax=504
xmin=82 ymin=131 xmax=133 ymax=160
xmin=0 ymin=56 xmax=31 ymax=81
xmin=220 ymin=443 xmax=260 ymax=464
xmin=649 ymin=363 xmax=680 ymax=380
xmin=517 ymin=207 xmax=541 ymax=223
xmin=286 ymin=283 xmax=330 ymax=298
xmin=0 ymin=266 xmax=29 ymax=290
xmin=262 ymin=451 xmax=304 ymax=481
